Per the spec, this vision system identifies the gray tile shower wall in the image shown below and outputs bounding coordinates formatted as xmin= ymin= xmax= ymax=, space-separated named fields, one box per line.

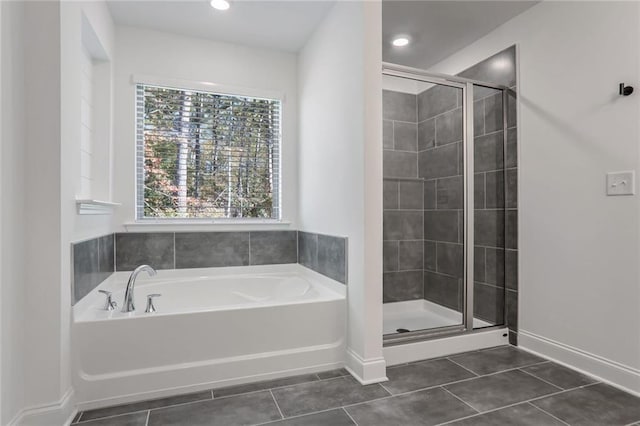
xmin=72 ymin=230 xmax=348 ymax=304
xmin=382 ymin=90 xmax=425 ymax=303
xmin=71 ymin=234 xmax=114 ymax=305
xmin=414 ymin=45 xmax=518 ymax=341
xmin=418 ymin=82 xmax=465 ymax=312
xmin=459 ymin=45 xmax=518 ymax=342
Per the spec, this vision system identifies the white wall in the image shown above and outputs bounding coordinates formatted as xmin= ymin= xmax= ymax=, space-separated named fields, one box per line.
xmin=429 ymin=1 xmax=640 ymax=393
xmin=298 ymin=1 xmax=385 ymax=383
xmin=61 ymin=1 xmax=117 ymax=421
xmin=113 ymin=27 xmax=298 ymax=231
xmin=0 ymin=2 xmax=114 ymax=424
xmin=1 ymin=1 xmax=26 ymax=423
xmin=14 ymin=2 xmax=81 ymax=424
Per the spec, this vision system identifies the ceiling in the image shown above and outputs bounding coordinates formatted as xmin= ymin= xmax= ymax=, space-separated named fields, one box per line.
xmin=382 ymin=1 xmax=538 ymax=69
xmin=106 ymin=0 xmax=334 ymax=53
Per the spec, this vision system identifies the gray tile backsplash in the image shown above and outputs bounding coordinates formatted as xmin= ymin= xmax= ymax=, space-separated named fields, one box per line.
xmin=72 ymin=234 xmax=115 ymax=305
xmin=317 ymin=234 xmax=347 ymax=284
xmin=115 ymin=232 xmax=175 ymax=271
xmin=72 ymin=230 xmax=348 ymax=304
xmin=98 ymin=234 xmax=115 ymax=282
xmin=298 ymin=231 xmax=318 ymax=271
xmin=72 ymin=238 xmax=99 ymax=304
xmin=174 ymin=232 xmax=250 ymax=269
xmin=298 ymin=231 xmax=348 ymax=284
xmin=250 ymin=231 xmax=297 ymax=266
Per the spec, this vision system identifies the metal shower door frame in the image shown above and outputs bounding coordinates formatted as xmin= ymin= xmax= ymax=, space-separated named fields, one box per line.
xmin=382 ymin=63 xmax=509 ymax=346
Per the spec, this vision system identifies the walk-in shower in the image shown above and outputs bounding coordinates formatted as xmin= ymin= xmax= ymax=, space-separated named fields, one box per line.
xmin=382 ymin=61 xmax=513 ymax=345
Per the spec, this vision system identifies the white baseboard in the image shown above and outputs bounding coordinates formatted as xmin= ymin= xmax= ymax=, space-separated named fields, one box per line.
xmin=384 ymin=328 xmax=509 ymax=366
xmin=345 ymin=348 xmax=388 ymax=385
xmin=519 ymin=329 xmax=640 ymax=397
xmin=8 ymin=387 xmax=76 ymax=426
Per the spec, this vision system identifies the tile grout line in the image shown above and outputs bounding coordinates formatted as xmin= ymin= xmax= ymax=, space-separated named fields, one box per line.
xmin=215 ymin=371 xmax=351 ymax=400
xmin=435 ymin=384 xmax=586 ymax=426
xmin=445 ymin=357 xmax=480 ymax=377
xmin=79 ymin=392 xmax=217 ymax=423
xmin=441 ymin=386 xmax=481 ymax=414
xmin=517 ymin=367 xmax=564 ymax=391
xmin=269 ymin=389 xmax=285 ymax=420
xmin=384 ymin=359 xmax=559 ymax=403
xmin=76 ymin=409 xmax=152 ymax=424
xmin=254 ymin=406 xmax=354 ymax=426
xmin=342 ymin=406 xmax=360 ymax=426
xmin=377 ymin=382 xmax=393 ymax=396
xmin=526 ymin=402 xmax=570 ymax=426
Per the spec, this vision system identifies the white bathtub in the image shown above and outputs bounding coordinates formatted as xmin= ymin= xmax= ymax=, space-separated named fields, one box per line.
xmin=72 ymin=264 xmax=346 ymax=409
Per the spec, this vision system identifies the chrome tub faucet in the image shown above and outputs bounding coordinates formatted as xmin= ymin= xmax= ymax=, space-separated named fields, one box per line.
xmin=122 ymin=265 xmax=156 ymax=312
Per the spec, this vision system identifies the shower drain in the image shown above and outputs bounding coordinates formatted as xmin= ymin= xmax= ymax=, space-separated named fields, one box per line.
xmin=396 ymin=328 xmax=410 ymax=333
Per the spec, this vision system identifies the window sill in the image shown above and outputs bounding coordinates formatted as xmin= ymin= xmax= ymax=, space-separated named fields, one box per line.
xmin=123 ymin=220 xmax=292 ymax=233
xmin=76 ymin=199 xmax=121 ymax=215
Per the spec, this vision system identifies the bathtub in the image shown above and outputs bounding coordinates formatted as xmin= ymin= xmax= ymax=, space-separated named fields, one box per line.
xmin=72 ymin=264 xmax=346 ymax=409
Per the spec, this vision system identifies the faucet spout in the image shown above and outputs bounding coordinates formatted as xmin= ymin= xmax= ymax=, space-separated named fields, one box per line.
xmin=122 ymin=265 xmax=157 ymax=313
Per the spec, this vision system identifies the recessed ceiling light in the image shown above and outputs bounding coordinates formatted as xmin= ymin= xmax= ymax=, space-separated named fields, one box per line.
xmin=210 ymin=0 xmax=230 ymax=11
xmin=392 ymin=37 xmax=410 ymax=47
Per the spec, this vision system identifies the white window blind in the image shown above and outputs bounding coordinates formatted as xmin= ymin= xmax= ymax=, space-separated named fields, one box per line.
xmin=136 ymin=84 xmax=281 ymax=220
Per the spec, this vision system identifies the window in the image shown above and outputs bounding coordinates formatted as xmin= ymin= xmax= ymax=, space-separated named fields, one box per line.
xmin=136 ymin=83 xmax=281 ymax=220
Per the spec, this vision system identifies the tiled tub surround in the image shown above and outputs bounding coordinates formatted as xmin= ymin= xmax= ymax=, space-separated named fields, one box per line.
xmin=72 ymin=234 xmax=114 ymax=303
xmin=73 ymin=263 xmax=346 ymax=408
xmin=382 ymin=89 xmax=425 ymax=303
xmin=298 ymin=231 xmax=348 ymax=284
xmin=71 ymin=346 xmax=640 ymax=426
xmin=71 ymin=230 xmax=347 ymax=304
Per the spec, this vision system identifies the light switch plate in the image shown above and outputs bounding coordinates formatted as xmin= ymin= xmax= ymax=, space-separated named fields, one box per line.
xmin=606 ymin=171 xmax=635 ymax=196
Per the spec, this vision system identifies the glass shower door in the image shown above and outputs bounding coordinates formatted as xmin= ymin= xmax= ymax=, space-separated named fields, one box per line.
xmin=382 ymin=73 xmax=467 ymax=337
xmin=472 ymin=84 xmax=507 ymax=329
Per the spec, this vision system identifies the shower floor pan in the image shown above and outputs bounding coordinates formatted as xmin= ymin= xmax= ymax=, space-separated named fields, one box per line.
xmin=383 ymin=300 xmax=491 ymax=335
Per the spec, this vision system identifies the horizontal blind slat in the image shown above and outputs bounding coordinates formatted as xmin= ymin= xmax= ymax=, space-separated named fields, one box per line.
xmin=136 ymin=83 xmax=281 ymax=220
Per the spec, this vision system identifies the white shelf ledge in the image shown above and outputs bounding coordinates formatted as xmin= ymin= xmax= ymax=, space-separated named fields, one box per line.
xmin=76 ymin=199 xmax=120 ymax=215
xmin=123 ymin=220 xmax=292 ymax=232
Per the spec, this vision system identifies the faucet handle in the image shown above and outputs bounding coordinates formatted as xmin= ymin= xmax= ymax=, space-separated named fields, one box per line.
xmin=98 ymin=290 xmax=117 ymax=311
xmin=145 ymin=294 xmax=161 ymax=313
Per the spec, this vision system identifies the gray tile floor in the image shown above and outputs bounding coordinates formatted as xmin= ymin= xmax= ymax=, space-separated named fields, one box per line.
xmin=72 ymin=346 xmax=640 ymax=426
